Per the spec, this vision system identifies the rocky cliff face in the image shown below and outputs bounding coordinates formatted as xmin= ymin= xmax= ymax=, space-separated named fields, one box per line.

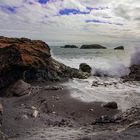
xmin=0 ymin=36 xmax=89 ymax=90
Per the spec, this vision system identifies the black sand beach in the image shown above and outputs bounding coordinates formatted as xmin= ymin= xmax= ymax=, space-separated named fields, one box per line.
xmin=0 ymin=81 xmax=140 ymax=140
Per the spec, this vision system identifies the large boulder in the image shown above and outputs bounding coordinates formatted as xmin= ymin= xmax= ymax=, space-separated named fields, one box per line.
xmin=4 ymin=80 xmax=31 ymax=97
xmin=61 ymin=45 xmax=78 ymax=48
xmin=80 ymin=44 xmax=106 ymax=49
xmin=0 ymin=36 xmax=90 ymax=91
xmin=114 ymin=46 xmax=124 ymax=50
xmin=79 ymin=63 xmax=92 ymax=73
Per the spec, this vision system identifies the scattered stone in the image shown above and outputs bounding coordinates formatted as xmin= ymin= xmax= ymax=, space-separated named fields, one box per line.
xmin=102 ymin=102 xmax=118 ymax=109
xmin=32 ymin=110 xmax=39 ymax=118
xmin=44 ymin=86 xmax=63 ymax=90
xmin=79 ymin=63 xmax=92 ymax=73
xmin=93 ymin=115 xmax=117 ymax=124
xmin=0 ymin=103 xmax=3 ymax=115
xmin=31 ymin=106 xmax=37 ymax=110
xmin=92 ymin=81 xmax=99 ymax=87
xmin=52 ymin=111 xmax=56 ymax=114
xmin=0 ymin=103 xmax=3 ymax=126
xmin=22 ymin=115 xmax=29 ymax=120
xmin=89 ymin=109 xmax=94 ymax=112
xmin=79 ymin=138 xmax=92 ymax=140
xmin=0 ymin=131 xmax=8 ymax=140
xmin=53 ymin=119 xmax=71 ymax=127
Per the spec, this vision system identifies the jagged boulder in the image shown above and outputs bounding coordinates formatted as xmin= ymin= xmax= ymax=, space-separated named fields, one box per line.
xmin=0 ymin=36 xmax=90 ymax=91
xmin=79 ymin=63 xmax=92 ymax=73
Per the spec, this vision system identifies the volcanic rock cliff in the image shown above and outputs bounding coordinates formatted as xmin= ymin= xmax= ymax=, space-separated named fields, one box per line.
xmin=0 ymin=36 xmax=89 ymax=90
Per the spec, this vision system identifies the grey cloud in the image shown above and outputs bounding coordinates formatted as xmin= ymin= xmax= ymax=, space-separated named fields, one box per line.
xmin=113 ymin=5 xmax=131 ymax=20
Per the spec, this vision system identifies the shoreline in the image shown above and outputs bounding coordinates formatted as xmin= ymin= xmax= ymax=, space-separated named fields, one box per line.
xmin=1 ymin=81 xmax=140 ymax=140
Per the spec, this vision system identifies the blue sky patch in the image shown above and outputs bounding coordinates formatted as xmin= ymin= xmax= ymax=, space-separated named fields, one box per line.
xmin=0 ymin=5 xmax=17 ymax=14
xmin=38 ymin=0 xmax=49 ymax=4
xmin=59 ymin=8 xmax=90 ymax=15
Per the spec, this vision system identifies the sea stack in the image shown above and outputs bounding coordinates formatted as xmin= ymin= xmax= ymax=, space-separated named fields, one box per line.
xmin=114 ymin=46 xmax=124 ymax=50
xmin=80 ymin=44 xmax=106 ymax=49
xmin=61 ymin=45 xmax=78 ymax=48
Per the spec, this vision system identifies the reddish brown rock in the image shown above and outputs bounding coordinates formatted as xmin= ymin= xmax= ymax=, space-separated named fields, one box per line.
xmin=0 ymin=36 xmax=90 ymax=92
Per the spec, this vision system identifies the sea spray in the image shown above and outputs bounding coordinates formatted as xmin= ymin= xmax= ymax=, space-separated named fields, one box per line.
xmin=93 ymin=57 xmax=130 ymax=77
xmin=54 ymin=56 xmax=130 ymax=77
xmin=51 ymin=47 xmax=131 ymax=77
xmin=51 ymin=47 xmax=140 ymax=110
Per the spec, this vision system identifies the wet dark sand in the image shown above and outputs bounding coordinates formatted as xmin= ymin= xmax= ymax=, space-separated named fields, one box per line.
xmin=0 ymin=82 xmax=140 ymax=140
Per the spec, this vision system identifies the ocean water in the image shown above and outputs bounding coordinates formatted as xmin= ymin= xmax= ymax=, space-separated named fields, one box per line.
xmin=50 ymin=46 xmax=140 ymax=111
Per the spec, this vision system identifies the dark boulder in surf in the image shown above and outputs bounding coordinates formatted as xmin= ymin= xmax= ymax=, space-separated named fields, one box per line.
xmin=80 ymin=44 xmax=106 ymax=49
xmin=79 ymin=63 xmax=92 ymax=73
xmin=0 ymin=36 xmax=90 ymax=92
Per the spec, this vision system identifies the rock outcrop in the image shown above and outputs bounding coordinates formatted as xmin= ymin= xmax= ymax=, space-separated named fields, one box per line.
xmin=0 ymin=36 xmax=90 ymax=91
xmin=124 ymin=65 xmax=140 ymax=81
xmin=80 ymin=44 xmax=106 ymax=49
xmin=114 ymin=46 xmax=124 ymax=50
xmin=61 ymin=45 xmax=78 ymax=48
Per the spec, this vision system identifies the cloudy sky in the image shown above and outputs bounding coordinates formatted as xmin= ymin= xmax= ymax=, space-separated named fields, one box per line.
xmin=0 ymin=0 xmax=139 ymax=46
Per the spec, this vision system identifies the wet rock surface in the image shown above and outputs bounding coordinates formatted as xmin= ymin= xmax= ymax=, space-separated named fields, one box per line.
xmin=79 ymin=63 xmax=92 ymax=73
xmin=126 ymin=64 xmax=140 ymax=81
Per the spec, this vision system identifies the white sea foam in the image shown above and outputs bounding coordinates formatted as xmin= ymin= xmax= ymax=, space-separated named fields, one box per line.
xmin=62 ymin=77 xmax=140 ymax=111
xmin=56 ymin=57 xmax=130 ymax=77
xmin=52 ymin=47 xmax=140 ymax=111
